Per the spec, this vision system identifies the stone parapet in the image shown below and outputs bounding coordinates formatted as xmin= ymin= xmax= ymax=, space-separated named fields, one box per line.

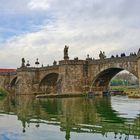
xmin=38 ymin=65 xmax=59 ymax=71
xmin=17 ymin=65 xmax=59 ymax=72
xmin=90 ymin=56 xmax=137 ymax=65
xmin=59 ymin=60 xmax=85 ymax=65
xmin=17 ymin=67 xmax=37 ymax=72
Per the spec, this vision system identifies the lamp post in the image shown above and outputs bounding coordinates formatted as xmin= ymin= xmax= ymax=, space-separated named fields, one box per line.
xmin=26 ymin=60 xmax=30 ymax=67
xmin=35 ymin=58 xmax=40 ymax=67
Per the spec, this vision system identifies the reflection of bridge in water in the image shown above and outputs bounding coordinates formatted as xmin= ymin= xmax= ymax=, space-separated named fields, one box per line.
xmin=0 ymin=96 xmax=139 ymax=139
xmin=0 ymin=47 xmax=140 ymax=95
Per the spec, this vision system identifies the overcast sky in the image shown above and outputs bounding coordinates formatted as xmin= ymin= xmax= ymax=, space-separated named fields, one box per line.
xmin=0 ymin=0 xmax=140 ymax=68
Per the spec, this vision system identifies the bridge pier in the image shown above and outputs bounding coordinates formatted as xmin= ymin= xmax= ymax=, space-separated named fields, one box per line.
xmin=59 ymin=60 xmax=88 ymax=94
xmin=14 ymin=68 xmax=36 ymax=94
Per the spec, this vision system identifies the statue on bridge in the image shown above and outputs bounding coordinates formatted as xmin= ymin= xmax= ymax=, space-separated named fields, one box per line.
xmin=99 ymin=51 xmax=106 ymax=60
xmin=21 ymin=58 xmax=25 ymax=68
xmin=121 ymin=53 xmax=126 ymax=57
xmin=53 ymin=60 xmax=57 ymax=66
xmin=64 ymin=45 xmax=69 ymax=60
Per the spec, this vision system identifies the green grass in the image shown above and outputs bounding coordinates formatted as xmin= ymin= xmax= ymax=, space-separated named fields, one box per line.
xmin=110 ymin=86 xmax=139 ymax=95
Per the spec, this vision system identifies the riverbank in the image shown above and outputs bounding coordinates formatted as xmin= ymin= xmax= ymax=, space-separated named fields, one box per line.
xmin=35 ymin=91 xmax=140 ymax=99
xmin=110 ymin=86 xmax=140 ymax=99
xmin=36 ymin=93 xmax=86 ymax=98
xmin=34 ymin=86 xmax=140 ymax=98
xmin=110 ymin=86 xmax=138 ymax=94
xmin=128 ymin=93 xmax=140 ymax=98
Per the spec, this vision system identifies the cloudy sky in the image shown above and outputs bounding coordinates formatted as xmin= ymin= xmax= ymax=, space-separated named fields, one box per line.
xmin=0 ymin=0 xmax=140 ymax=68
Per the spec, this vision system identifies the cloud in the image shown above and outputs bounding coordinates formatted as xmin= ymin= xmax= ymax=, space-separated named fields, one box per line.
xmin=28 ymin=0 xmax=50 ymax=11
xmin=0 ymin=0 xmax=140 ymax=68
xmin=0 ymin=0 xmax=29 ymax=13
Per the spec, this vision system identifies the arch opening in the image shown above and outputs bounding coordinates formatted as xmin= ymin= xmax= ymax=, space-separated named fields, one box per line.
xmin=10 ymin=77 xmax=17 ymax=87
xmin=39 ymin=73 xmax=59 ymax=94
xmin=91 ymin=68 xmax=138 ymax=92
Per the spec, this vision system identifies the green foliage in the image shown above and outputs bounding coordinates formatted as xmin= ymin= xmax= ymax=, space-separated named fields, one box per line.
xmin=110 ymin=86 xmax=139 ymax=95
xmin=0 ymin=88 xmax=8 ymax=98
xmin=110 ymin=79 xmax=129 ymax=86
xmin=111 ymin=72 xmax=138 ymax=86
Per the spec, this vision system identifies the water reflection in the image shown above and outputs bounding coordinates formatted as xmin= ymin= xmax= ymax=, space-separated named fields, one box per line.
xmin=0 ymin=95 xmax=139 ymax=140
xmin=111 ymin=97 xmax=140 ymax=118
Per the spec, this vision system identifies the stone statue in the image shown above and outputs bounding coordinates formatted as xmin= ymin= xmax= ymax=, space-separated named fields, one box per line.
xmin=99 ymin=51 xmax=106 ymax=60
xmin=21 ymin=58 xmax=25 ymax=67
xmin=74 ymin=57 xmax=78 ymax=61
xmin=99 ymin=51 xmax=102 ymax=59
xmin=111 ymin=55 xmax=114 ymax=58
xmin=121 ymin=53 xmax=125 ymax=57
xmin=64 ymin=45 xmax=69 ymax=60
xmin=53 ymin=60 xmax=57 ymax=66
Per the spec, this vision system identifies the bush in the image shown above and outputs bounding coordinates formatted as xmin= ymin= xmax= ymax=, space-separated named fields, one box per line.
xmin=0 ymin=88 xmax=8 ymax=97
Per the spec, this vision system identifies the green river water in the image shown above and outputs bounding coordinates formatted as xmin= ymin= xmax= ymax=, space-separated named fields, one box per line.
xmin=0 ymin=95 xmax=139 ymax=140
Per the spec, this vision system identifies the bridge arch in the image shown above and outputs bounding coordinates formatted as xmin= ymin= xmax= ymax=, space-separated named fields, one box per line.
xmin=91 ymin=67 xmax=138 ymax=91
xmin=10 ymin=76 xmax=18 ymax=87
xmin=39 ymin=73 xmax=59 ymax=94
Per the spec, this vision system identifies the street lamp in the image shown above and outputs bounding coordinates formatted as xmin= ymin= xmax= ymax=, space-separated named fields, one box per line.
xmin=35 ymin=58 xmax=40 ymax=67
xmin=26 ymin=60 xmax=30 ymax=67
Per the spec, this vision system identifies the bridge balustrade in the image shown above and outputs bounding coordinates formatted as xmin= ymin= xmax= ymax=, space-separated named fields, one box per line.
xmin=90 ymin=55 xmax=137 ymax=64
xmin=59 ymin=60 xmax=85 ymax=65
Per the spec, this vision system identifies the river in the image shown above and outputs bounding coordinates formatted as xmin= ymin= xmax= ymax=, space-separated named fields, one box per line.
xmin=0 ymin=95 xmax=139 ymax=140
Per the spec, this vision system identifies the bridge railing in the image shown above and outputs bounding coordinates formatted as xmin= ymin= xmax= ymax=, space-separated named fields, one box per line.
xmin=17 ymin=65 xmax=59 ymax=72
xmin=90 ymin=55 xmax=137 ymax=64
xmin=59 ymin=60 xmax=85 ymax=65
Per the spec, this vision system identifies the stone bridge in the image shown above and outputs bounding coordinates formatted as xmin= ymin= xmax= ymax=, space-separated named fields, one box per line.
xmin=0 ymin=70 xmax=17 ymax=90
xmin=0 ymin=46 xmax=140 ymax=94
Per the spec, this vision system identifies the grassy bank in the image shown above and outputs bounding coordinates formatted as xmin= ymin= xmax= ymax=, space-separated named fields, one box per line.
xmin=36 ymin=93 xmax=86 ymax=98
xmin=110 ymin=86 xmax=139 ymax=95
